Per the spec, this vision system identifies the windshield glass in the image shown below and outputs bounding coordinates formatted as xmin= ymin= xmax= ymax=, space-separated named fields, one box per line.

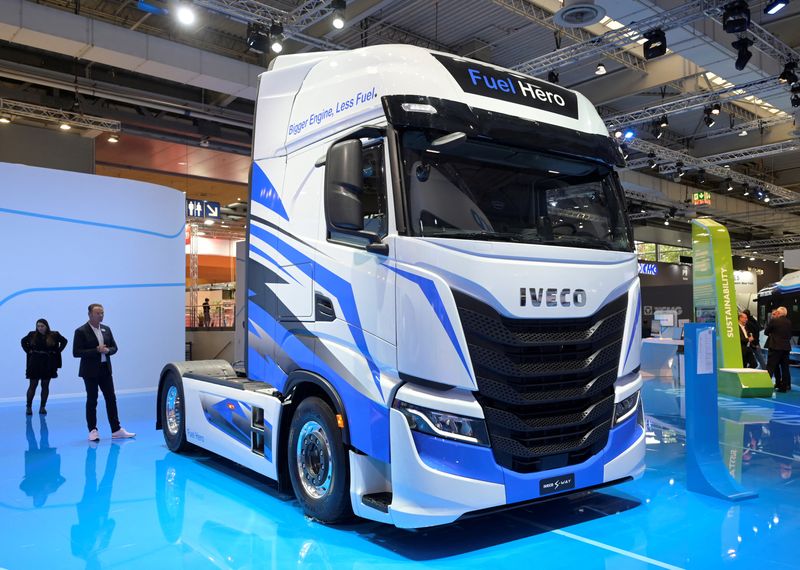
xmin=399 ymin=130 xmax=633 ymax=252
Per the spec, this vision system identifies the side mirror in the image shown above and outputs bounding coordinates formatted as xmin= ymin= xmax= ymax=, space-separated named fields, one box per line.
xmin=325 ymin=139 xmax=364 ymax=231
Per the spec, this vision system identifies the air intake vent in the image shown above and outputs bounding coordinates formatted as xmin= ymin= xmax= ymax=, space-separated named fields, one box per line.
xmin=553 ymin=0 xmax=607 ymax=28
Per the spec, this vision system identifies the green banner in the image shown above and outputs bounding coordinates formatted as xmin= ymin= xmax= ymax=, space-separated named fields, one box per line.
xmin=691 ymin=218 xmax=742 ymax=369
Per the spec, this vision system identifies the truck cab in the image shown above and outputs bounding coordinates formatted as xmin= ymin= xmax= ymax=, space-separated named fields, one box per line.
xmin=157 ymin=44 xmax=645 ymax=529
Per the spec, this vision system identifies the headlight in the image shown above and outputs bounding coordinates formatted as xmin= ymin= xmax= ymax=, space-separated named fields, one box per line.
xmin=393 ymin=400 xmax=490 ymax=446
xmin=613 ymin=390 xmax=640 ymax=425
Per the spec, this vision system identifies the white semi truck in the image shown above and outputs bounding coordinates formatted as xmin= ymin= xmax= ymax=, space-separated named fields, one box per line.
xmin=156 ymin=45 xmax=645 ymax=528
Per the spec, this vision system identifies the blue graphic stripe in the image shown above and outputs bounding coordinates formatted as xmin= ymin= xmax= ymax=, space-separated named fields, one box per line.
xmin=249 ymin=244 xmax=300 ymax=284
xmin=249 ymin=223 xmax=384 ymax=398
xmin=251 ymin=163 xmax=289 ymax=221
xmin=247 ymin=300 xmax=389 ymax=461
xmin=0 ymin=207 xmax=184 ymax=239
xmin=389 ymin=266 xmax=472 ymax=379
xmin=0 ymin=282 xmax=184 ymax=309
xmin=623 ymin=289 xmax=641 ymax=371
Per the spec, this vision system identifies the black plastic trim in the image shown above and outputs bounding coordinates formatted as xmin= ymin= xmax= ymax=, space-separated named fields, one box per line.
xmin=284 ymin=370 xmax=350 ymax=446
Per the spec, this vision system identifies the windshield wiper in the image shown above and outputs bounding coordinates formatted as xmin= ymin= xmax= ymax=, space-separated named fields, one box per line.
xmin=425 ymin=231 xmax=526 ymax=242
xmin=540 ymin=236 xmax=616 ymax=250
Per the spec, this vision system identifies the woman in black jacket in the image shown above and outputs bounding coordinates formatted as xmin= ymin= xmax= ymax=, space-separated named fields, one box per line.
xmin=21 ymin=319 xmax=68 ymax=415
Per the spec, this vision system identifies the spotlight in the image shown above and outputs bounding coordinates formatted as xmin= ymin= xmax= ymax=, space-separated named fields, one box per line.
xmin=175 ymin=2 xmax=196 ymax=26
xmin=107 ymin=134 xmax=119 ymax=143
xmin=723 ymin=1 xmax=751 ymax=34
xmin=659 ymin=115 xmax=669 ymax=128
xmin=595 ymin=63 xmax=607 ymax=76
xmin=711 ymin=103 xmax=721 ymax=115
xmin=792 ymin=94 xmax=800 ymax=107
xmin=614 ymin=130 xmax=623 ymax=138
xmin=270 ymin=22 xmax=284 ymax=53
xmin=664 ymin=214 xmax=670 ymax=226
xmin=59 ymin=122 xmax=71 ymax=131
xmin=704 ymin=114 xmax=716 ymax=127
xmin=739 ymin=129 xmax=748 ymax=136
xmin=548 ymin=70 xmax=560 ymax=84
xmin=246 ymin=22 xmax=269 ymax=54
xmin=732 ymin=37 xmax=753 ymax=70
xmin=743 ymin=183 xmax=750 ymax=196
xmin=331 ymin=0 xmax=346 ymax=30
xmin=698 ymin=169 xmax=706 ymax=184
xmin=764 ymin=195 xmax=771 ymax=203
xmin=764 ymin=1 xmax=789 ymax=15
xmin=620 ymin=143 xmax=630 ymax=159
xmin=624 ymin=130 xmax=635 ymax=140
xmin=643 ymin=28 xmax=667 ymax=60
xmin=0 ymin=115 xmax=10 ymax=124
xmin=779 ymin=60 xmax=798 ymax=84
xmin=725 ymin=177 xmax=733 ymax=191
xmin=676 ymin=161 xmax=685 ymax=177
xmin=647 ymin=152 xmax=657 ymax=169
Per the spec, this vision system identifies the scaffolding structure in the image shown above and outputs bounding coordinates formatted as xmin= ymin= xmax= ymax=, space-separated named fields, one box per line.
xmin=0 ymin=98 xmax=121 ymax=132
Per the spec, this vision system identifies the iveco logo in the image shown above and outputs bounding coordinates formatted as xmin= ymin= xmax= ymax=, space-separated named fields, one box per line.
xmin=520 ymin=287 xmax=587 ymax=307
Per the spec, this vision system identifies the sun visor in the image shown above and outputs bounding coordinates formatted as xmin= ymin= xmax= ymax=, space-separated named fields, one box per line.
xmin=382 ymin=95 xmax=625 ymax=168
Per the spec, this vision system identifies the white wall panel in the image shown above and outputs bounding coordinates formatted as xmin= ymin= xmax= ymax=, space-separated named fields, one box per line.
xmin=0 ymin=162 xmax=185 ymax=401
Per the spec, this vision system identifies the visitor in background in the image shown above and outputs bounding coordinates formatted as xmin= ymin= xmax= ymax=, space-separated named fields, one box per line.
xmin=765 ymin=306 xmax=793 ymax=392
xmin=739 ymin=312 xmax=757 ymax=368
xmin=744 ymin=309 xmax=767 ymax=369
xmin=21 ymin=318 xmax=68 ymax=416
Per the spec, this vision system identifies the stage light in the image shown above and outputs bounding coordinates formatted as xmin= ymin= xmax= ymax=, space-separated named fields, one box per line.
xmin=711 ymin=103 xmax=721 ymax=115
xmin=723 ymin=1 xmax=751 ymax=34
xmin=595 ymin=63 xmax=607 ymax=75
xmin=175 ymin=2 xmax=196 ymax=26
xmin=614 ymin=130 xmax=623 ymax=138
xmin=331 ymin=0 xmax=346 ymax=30
xmin=107 ymin=135 xmax=119 ymax=143
xmin=548 ymin=70 xmax=560 ymax=84
xmin=698 ymin=169 xmax=706 ymax=184
xmin=0 ymin=115 xmax=10 ymax=124
xmin=59 ymin=122 xmax=71 ymax=131
xmin=704 ymin=114 xmax=716 ymax=127
xmin=270 ymin=22 xmax=284 ymax=53
xmin=732 ymin=37 xmax=753 ymax=70
xmin=643 ymin=28 xmax=667 ymax=60
xmin=725 ymin=178 xmax=733 ymax=191
xmin=676 ymin=162 xmax=685 ymax=177
xmin=246 ymin=22 xmax=269 ymax=54
xmin=659 ymin=115 xmax=669 ymax=128
xmin=743 ymin=184 xmax=750 ymax=196
xmin=792 ymin=94 xmax=800 ymax=107
xmin=624 ymin=130 xmax=635 ymax=140
xmin=764 ymin=1 xmax=788 ymax=15
xmin=779 ymin=61 xmax=798 ymax=84
xmin=739 ymin=129 xmax=748 ymax=136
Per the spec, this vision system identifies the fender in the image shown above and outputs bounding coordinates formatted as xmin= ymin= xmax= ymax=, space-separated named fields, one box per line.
xmin=283 ymin=370 xmax=350 ymax=446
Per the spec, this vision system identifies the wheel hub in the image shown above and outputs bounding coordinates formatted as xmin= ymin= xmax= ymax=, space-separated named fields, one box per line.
xmin=165 ymin=385 xmax=181 ymax=436
xmin=296 ymin=420 xmax=333 ymax=499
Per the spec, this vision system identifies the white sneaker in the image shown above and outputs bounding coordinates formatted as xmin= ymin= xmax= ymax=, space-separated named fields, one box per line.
xmin=112 ymin=427 xmax=136 ymax=439
xmin=88 ymin=429 xmax=100 ymax=442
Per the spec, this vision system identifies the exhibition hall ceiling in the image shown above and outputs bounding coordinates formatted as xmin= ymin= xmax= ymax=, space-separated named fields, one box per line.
xmin=2 ymin=0 xmax=800 ymax=256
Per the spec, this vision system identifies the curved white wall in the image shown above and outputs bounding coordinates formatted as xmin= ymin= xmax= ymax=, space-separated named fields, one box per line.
xmin=0 ymin=162 xmax=185 ymax=401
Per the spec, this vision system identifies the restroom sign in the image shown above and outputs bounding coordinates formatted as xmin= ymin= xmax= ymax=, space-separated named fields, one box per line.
xmin=186 ymin=199 xmax=221 ymax=219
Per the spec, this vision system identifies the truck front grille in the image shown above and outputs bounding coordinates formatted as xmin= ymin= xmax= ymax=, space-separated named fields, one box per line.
xmin=454 ymin=291 xmax=628 ymax=474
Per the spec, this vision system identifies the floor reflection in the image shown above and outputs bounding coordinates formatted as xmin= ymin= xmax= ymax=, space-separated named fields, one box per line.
xmin=70 ymin=442 xmax=123 ymax=569
xmin=20 ymin=416 xmax=65 ymax=508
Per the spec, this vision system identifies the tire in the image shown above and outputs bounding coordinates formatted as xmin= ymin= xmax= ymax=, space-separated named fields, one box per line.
xmin=160 ymin=371 xmax=191 ymax=452
xmin=287 ymin=396 xmax=352 ymax=523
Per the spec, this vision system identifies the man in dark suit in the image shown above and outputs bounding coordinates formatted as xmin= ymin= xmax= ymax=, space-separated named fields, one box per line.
xmin=738 ymin=312 xmax=757 ymax=368
xmin=765 ymin=306 xmax=794 ymax=392
xmin=73 ymin=304 xmax=135 ymax=441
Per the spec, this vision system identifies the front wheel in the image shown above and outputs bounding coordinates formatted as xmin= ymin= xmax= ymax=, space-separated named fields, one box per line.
xmin=160 ymin=372 xmax=191 ymax=452
xmin=287 ymin=397 xmax=352 ymax=523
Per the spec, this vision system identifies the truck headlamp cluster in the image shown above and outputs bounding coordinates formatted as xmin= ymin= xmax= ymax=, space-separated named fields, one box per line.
xmin=393 ymin=401 xmax=491 ymax=446
xmin=613 ymin=391 xmax=640 ymax=425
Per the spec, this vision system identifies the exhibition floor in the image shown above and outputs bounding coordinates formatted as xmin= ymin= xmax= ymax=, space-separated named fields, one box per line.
xmin=1 ymin=379 xmax=799 ymax=570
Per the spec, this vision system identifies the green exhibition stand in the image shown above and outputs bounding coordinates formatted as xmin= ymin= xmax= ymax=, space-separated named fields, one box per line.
xmin=691 ymin=218 xmax=773 ymax=398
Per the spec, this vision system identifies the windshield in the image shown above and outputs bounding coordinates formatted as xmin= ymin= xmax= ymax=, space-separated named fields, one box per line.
xmin=399 ymin=130 xmax=633 ymax=252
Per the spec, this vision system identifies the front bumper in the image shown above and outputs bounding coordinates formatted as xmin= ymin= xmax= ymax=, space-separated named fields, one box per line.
xmin=386 ymin=406 xmax=645 ymax=528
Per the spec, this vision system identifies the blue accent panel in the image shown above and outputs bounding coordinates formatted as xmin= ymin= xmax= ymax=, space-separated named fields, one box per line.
xmin=412 ymin=432 xmax=504 ymax=484
xmin=389 ymin=266 xmax=472 ymax=379
xmin=251 ymin=163 xmax=289 ymax=221
xmin=0 ymin=282 xmax=184 ymax=309
xmin=203 ymin=397 xmax=251 ymax=448
xmin=623 ymin=289 xmax=641 ymax=370
xmin=249 ymin=245 xmax=299 ymax=284
xmin=0 ymin=207 xmax=184 ymax=238
xmin=502 ymin=415 xmax=642 ymax=504
xmin=249 ymin=224 xmax=384 ymax=399
xmin=247 ymin=297 xmax=390 ymax=462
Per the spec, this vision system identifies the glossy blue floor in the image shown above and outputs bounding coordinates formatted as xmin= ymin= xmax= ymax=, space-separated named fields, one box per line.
xmin=2 ymin=378 xmax=799 ymax=570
